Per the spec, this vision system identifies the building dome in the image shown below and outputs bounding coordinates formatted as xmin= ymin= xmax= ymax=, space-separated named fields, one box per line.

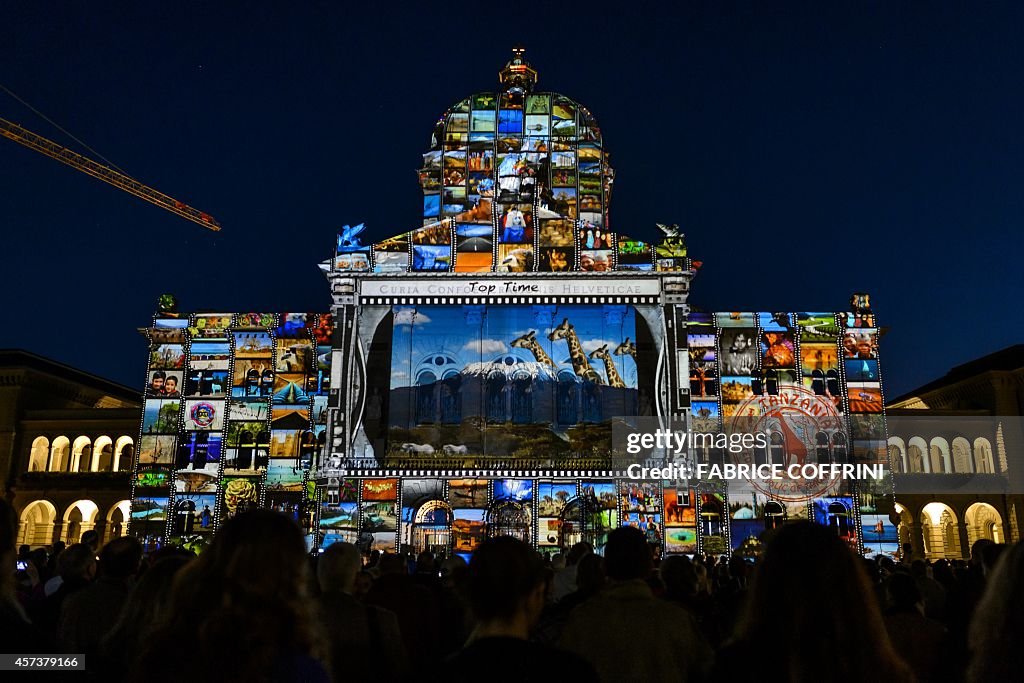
xmin=356 ymin=49 xmax=688 ymax=275
xmin=417 ymin=48 xmax=614 ymax=273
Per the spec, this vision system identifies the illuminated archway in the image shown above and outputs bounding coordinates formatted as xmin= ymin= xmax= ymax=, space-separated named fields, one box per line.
xmin=114 ymin=436 xmax=134 ymax=472
xmin=974 ymin=438 xmax=995 ymax=473
xmin=929 ymin=437 xmax=951 ymax=474
xmin=92 ymin=436 xmax=113 ymax=471
xmin=62 ymin=499 xmax=99 ymax=544
xmin=920 ymin=502 xmax=961 ymax=559
xmin=49 ymin=436 xmax=70 ymax=472
xmin=965 ymin=502 xmax=1004 ymax=546
xmin=71 ymin=436 xmax=92 ymax=473
xmin=18 ymin=500 xmax=57 ymax=547
xmin=907 ymin=437 xmax=928 ymax=473
xmin=106 ymin=500 xmax=131 ymax=542
xmin=28 ymin=437 xmax=49 ymax=472
xmin=951 ymin=437 xmax=973 ymax=474
xmin=887 ymin=437 xmax=907 ymax=474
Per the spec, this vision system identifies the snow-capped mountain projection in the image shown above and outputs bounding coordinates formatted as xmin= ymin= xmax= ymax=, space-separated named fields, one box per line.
xmin=385 ymin=304 xmax=644 ymax=460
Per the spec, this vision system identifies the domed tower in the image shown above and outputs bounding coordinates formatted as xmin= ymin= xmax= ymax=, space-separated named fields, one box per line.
xmin=418 ymin=48 xmax=615 ymax=273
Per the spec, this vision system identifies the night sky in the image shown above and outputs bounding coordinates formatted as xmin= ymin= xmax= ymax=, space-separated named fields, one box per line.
xmin=1 ymin=3 xmax=1021 ymax=398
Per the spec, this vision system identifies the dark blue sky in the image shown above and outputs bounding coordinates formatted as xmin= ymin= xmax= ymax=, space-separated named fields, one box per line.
xmin=1 ymin=2 xmax=1021 ymax=397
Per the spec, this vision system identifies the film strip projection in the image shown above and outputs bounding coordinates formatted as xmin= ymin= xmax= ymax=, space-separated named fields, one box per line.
xmin=131 ymin=309 xmax=331 ymax=551
xmin=129 ymin=51 xmax=894 ymax=559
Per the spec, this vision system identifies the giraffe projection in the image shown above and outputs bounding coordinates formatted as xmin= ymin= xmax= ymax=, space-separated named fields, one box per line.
xmin=588 ymin=344 xmax=626 ymax=388
xmin=613 ymin=338 xmax=636 ymax=361
xmin=510 ymin=331 xmax=556 ymax=367
xmin=547 ymin=318 xmax=604 ymax=384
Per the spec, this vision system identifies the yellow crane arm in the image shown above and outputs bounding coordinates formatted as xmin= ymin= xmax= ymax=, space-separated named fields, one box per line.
xmin=0 ymin=116 xmax=220 ymax=231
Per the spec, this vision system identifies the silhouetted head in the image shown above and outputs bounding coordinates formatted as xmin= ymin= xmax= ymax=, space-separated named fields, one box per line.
xmin=318 ymin=542 xmax=361 ymax=593
xmin=468 ymin=537 xmax=546 ymax=623
xmin=660 ymin=554 xmax=697 ymax=599
xmin=98 ymin=536 xmax=143 ymax=580
xmin=604 ymin=526 xmax=651 ymax=581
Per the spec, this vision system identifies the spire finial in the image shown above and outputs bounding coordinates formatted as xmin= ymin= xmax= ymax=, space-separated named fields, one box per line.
xmin=499 ymin=46 xmax=537 ymax=94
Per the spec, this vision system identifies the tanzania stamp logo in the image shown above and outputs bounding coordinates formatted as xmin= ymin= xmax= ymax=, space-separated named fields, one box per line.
xmin=189 ymin=402 xmax=217 ymax=428
xmin=728 ymin=384 xmax=846 ymax=502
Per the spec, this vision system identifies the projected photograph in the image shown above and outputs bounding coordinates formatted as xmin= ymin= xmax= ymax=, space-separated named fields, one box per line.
xmin=538 ymin=247 xmax=572 ymax=272
xmin=139 ymin=435 xmax=176 ymax=465
xmin=761 ymin=332 xmax=796 ymax=368
xmin=452 ymin=509 xmax=486 ymax=553
xmin=384 ymin=305 xmax=642 ymax=459
xmin=183 ymin=400 xmax=224 ymax=431
xmin=538 ymin=219 xmax=574 ymax=246
xmin=494 ymin=479 xmax=533 ymax=501
xmin=175 ymin=432 xmax=221 ymax=474
xmin=412 ymin=245 xmax=451 ymax=271
xmin=845 ymin=359 xmax=880 ymax=382
xmin=319 ymin=501 xmax=358 ymax=529
xmin=620 ymin=482 xmax=661 ymax=513
xmin=374 ymin=251 xmax=409 ymax=273
xmin=146 ymin=370 xmax=182 ymax=398
xmin=664 ymin=527 xmax=697 ymax=554
xmin=579 ymin=250 xmax=612 ymax=272
xmin=801 ymin=343 xmax=839 ymax=374
xmin=496 ymin=245 xmax=533 ymax=272
xmin=185 ymin=369 xmax=229 ymax=397
xmin=266 ymin=462 xmax=304 ymax=491
xmin=848 ymin=384 xmax=883 ymax=413
xmin=861 ymin=514 xmax=899 ymax=557
xmin=132 ymin=497 xmax=168 ymax=523
xmin=843 ymin=330 xmax=878 ymax=359
xmin=149 ymin=344 xmax=185 ymax=370
xmin=719 ymin=329 xmax=758 ymax=375
xmin=449 ymin=479 xmax=489 ymax=508
xmin=538 ymin=482 xmax=576 ymax=516
xmin=796 ymin=313 xmax=840 ymax=341
xmin=360 ymin=502 xmax=397 ymax=532
xmin=220 ymin=476 xmax=261 ymax=518
xmin=142 ymin=399 xmax=181 ymax=435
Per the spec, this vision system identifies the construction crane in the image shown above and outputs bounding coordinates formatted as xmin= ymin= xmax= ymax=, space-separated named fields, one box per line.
xmin=0 ymin=116 xmax=221 ymax=231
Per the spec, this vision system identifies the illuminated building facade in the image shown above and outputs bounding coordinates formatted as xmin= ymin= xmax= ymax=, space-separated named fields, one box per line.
xmin=885 ymin=345 xmax=1024 ymax=559
xmin=129 ymin=52 xmax=895 ymax=557
xmin=1 ymin=350 xmax=139 ymax=547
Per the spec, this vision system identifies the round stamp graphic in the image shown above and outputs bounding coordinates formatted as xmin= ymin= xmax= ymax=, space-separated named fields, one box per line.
xmin=189 ymin=401 xmax=217 ymax=428
xmin=727 ymin=384 xmax=845 ymax=503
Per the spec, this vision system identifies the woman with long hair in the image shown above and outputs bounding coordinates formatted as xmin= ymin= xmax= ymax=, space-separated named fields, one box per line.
xmin=96 ymin=554 xmax=191 ymax=680
xmin=130 ymin=510 xmax=328 ymax=682
xmin=967 ymin=542 xmax=1024 ymax=682
xmin=711 ymin=521 xmax=912 ymax=682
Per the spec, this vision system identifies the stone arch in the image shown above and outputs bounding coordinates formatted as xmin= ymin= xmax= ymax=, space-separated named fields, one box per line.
xmin=63 ymin=499 xmax=100 ymax=544
xmin=29 ymin=436 xmax=49 ymax=472
xmin=114 ymin=436 xmax=134 ymax=472
xmin=965 ymin=502 xmax=1004 ymax=546
xmin=921 ymin=502 xmax=961 ymax=559
xmin=49 ymin=436 xmax=70 ymax=472
xmin=907 ymin=436 xmax=928 ymax=473
xmin=974 ymin=437 xmax=995 ymax=474
xmin=105 ymin=500 xmax=132 ymax=542
xmin=93 ymin=436 xmax=114 ymax=471
xmin=18 ymin=500 xmax=57 ymax=547
xmin=929 ymin=437 xmax=951 ymax=474
xmin=951 ymin=437 xmax=973 ymax=474
xmin=887 ymin=437 xmax=907 ymax=474
xmin=71 ymin=436 xmax=92 ymax=473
